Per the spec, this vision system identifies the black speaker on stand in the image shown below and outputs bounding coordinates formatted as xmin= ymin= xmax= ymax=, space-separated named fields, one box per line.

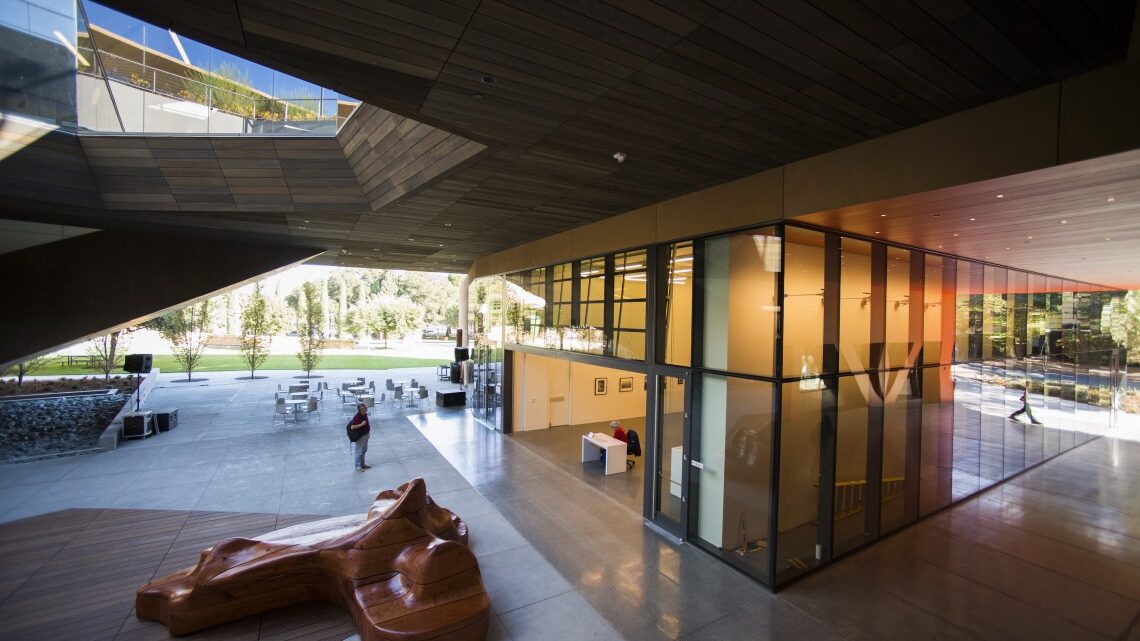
xmin=124 ymin=354 xmax=153 ymax=412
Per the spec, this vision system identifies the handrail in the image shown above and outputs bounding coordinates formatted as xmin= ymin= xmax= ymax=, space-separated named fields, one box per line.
xmin=834 ymin=476 xmax=905 ymax=519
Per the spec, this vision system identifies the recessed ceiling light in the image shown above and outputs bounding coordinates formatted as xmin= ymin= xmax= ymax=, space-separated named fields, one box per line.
xmin=444 ymin=223 xmax=452 ymax=227
xmin=303 ymin=220 xmax=309 ymax=223
xmin=938 ymin=245 xmax=943 ymax=248
xmin=1107 ymin=197 xmax=1115 ymax=203
xmin=1106 ymin=238 xmax=1111 ymax=241
xmin=1027 ymin=236 xmax=1032 ymax=239
xmin=953 ymin=233 xmax=959 ymax=237
xmin=438 ymin=244 xmax=444 ymax=247
xmin=996 ymin=194 xmax=1004 ymax=199
xmin=1005 ymin=247 xmax=1010 ymax=250
xmin=372 ymin=248 xmax=379 ymax=252
xmin=874 ymin=231 xmax=880 ymax=234
xmin=407 ymin=237 xmax=414 ymax=241
xmin=880 ymin=214 xmax=886 ymax=217
xmin=969 ymin=218 xmax=976 ymax=221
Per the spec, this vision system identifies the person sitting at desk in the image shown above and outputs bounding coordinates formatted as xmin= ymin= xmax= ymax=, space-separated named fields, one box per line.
xmin=600 ymin=420 xmax=627 ymax=464
xmin=611 ymin=420 xmax=628 ymax=443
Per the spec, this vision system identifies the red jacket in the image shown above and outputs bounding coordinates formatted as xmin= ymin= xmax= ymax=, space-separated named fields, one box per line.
xmin=612 ymin=426 xmax=628 ymax=443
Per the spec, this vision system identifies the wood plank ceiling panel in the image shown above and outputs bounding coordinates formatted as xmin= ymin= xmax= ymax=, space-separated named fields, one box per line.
xmin=37 ymin=0 xmax=1140 ymax=274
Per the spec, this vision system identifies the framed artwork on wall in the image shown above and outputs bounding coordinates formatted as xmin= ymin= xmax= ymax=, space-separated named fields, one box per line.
xmin=619 ymin=377 xmax=633 ymax=392
xmin=594 ymin=377 xmax=607 ymax=395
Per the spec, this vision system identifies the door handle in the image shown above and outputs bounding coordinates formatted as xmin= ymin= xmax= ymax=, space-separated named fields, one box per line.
xmin=690 ymin=460 xmax=704 ymax=470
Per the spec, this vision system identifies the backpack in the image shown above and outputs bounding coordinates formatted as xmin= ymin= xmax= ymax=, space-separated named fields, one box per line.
xmin=626 ymin=429 xmax=642 ymax=457
xmin=346 ymin=421 xmax=365 ymax=442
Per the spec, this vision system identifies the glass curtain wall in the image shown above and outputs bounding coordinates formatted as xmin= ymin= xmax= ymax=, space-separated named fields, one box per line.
xmin=484 ymin=221 xmax=1121 ymax=589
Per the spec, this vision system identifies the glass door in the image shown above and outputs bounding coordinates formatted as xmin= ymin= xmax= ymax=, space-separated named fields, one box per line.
xmin=652 ymin=370 xmax=690 ymax=537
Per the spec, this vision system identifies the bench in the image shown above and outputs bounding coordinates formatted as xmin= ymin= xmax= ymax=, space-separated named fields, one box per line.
xmin=135 ymin=478 xmax=488 ymax=641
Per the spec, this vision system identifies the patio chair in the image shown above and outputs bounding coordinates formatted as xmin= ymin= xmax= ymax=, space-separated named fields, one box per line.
xmin=393 ymin=386 xmax=404 ymax=408
xmin=410 ymin=378 xmax=418 ymax=389
xmin=385 ymin=379 xmax=395 ymax=391
xmin=273 ymin=398 xmax=290 ymax=426
xmin=306 ymin=397 xmax=320 ymax=420
xmin=417 ymin=386 xmax=429 ymax=409
xmin=340 ymin=392 xmax=357 ymax=413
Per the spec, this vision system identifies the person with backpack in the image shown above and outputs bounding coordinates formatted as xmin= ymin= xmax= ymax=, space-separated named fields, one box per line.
xmin=346 ymin=403 xmax=371 ymax=471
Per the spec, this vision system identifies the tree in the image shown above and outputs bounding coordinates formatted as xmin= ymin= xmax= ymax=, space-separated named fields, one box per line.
xmin=351 ymin=295 xmax=423 ymax=348
xmin=239 ymin=284 xmax=280 ymax=379
xmin=0 ymin=355 xmax=51 ymax=387
xmin=88 ymin=329 xmax=132 ymax=381
xmin=1103 ymin=291 xmax=1140 ymax=362
xmin=155 ymin=300 xmax=214 ymax=382
xmin=296 ymin=281 xmax=326 ymax=377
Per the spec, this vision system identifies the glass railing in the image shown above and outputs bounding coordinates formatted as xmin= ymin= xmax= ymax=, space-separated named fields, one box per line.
xmin=76 ymin=43 xmax=357 ymax=135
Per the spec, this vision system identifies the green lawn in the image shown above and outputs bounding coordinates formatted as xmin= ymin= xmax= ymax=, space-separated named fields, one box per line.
xmin=34 ymin=354 xmax=447 ymax=376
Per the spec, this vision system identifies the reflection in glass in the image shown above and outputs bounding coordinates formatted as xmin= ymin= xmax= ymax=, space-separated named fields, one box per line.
xmin=881 ymin=368 xmax=919 ymax=533
xmin=662 ymin=242 xmax=693 ymax=366
xmin=923 ymin=255 xmax=944 ymax=365
xmin=783 ymin=228 xmax=825 ymax=379
xmin=777 ymin=382 xmax=821 ymax=581
xmin=884 ymin=247 xmax=911 ymax=369
xmin=839 ymin=238 xmax=871 ymax=373
xmin=703 ymin=228 xmax=780 ymax=376
xmin=695 ymin=375 xmax=773 ymax=583
xmin=833 ymin=375 xmax=870 ymax=554
xmin=655 ymin=375 xmax=686 ymax=526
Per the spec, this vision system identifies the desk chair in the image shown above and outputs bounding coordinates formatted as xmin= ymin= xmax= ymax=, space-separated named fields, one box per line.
xmin=626 ymin=429 xmax=642 ymax=469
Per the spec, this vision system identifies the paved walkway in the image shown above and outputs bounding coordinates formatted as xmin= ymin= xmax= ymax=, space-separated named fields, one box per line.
xmin=0 ymin=368 xmax=1138 ymax=640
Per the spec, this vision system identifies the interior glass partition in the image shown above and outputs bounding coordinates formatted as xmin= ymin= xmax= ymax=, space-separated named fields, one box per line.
xmin=701 ymin=227 xmax=779 ymax=377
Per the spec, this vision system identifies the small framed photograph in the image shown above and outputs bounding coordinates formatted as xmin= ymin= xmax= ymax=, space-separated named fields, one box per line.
xmin=594 ymin=377 xmax=607 ymax=395
xmin=619 ymin=377 xmax=633 ymax=393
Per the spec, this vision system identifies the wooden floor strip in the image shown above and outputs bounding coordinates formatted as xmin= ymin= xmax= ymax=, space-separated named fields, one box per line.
xmin=0 ymin=508 xmax=341 ymax=640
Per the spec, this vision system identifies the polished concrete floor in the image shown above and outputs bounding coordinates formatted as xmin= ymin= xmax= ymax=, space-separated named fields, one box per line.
xmin=0 ymin=368 xmax=1138 ymax=640
xmin=510 ymin=418 xmax=646 ymax=513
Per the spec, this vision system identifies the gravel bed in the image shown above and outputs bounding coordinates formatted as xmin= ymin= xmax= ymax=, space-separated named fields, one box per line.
xmin=0 ymin=393 xmax=128 ymax=462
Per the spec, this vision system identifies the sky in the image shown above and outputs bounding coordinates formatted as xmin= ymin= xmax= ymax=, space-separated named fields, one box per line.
xmin=84 ymin=1 xmax=356 ymax=105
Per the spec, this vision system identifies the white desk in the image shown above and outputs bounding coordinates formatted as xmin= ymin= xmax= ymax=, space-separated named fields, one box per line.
xmin=581 ymin=433 xmax=627 ymax=475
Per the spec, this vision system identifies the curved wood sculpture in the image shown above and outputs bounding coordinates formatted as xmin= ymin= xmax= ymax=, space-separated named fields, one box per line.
xmin=136 ymin=478 xmax=489 ymax=640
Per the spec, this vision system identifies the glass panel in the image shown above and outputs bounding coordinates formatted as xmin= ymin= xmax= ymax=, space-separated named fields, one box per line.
xmin=833 ymin=375 xmax=870 ymax=555
xmin=2 ymin=0 xmax=78 ymax=127
xmin=612 ymin=249 xmax=647 ymax=361
xmin=777 ymin=380 xmax=822 ymax=583
xmin=881 ymin=368 xmax=919 ymax=533
xmin=884 ymin=247 xmax=911 ymax=369
xmin=783 ymin=228 xmax=825 ymax=380
xmin=702 ymin=227 xmax=780 ymax=376
xmin=919 ymin=365 xmax=953 ymax=516
xmin=839 ymin=238 xmax=872 ymax=373
xmin=923 ymin=255 xmax=944 ymax=365
xmin=694 ymin=374 xmax=774 ymax=584
xmin=75 ymin=1 xmax=358 ymax=134
xmin=662 ymin=241 xmax=693 ymax=366
xmin=655 ymin=375 xmax=686 ymax=526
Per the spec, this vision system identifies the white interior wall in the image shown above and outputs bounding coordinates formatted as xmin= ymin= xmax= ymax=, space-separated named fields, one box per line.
xmin=514 ymin=352 xmax=644 ymax=430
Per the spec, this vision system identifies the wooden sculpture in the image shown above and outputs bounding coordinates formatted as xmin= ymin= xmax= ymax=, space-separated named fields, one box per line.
xmin=136 ymin=478 xmax=489 ymax=640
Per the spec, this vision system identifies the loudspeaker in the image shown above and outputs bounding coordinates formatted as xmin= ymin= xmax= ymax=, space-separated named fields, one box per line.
xmin=124 ymin=353 xmax=153 ymax=374
xmin=454 ymin=347 xmax=470 ymax=362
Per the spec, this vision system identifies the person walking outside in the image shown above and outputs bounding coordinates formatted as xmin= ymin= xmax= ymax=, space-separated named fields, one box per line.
xmin=348 ymin=403 xmax=371 ymax=471
xmin=1008 ymin=382 xmax=1043 ymax=425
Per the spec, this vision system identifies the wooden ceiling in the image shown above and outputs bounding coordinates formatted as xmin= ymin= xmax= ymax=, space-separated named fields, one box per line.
xmin=26 ymin=0 xmax=1140 ymax=273
xmin=794 ymin=147 xmax=1140 ymax=289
